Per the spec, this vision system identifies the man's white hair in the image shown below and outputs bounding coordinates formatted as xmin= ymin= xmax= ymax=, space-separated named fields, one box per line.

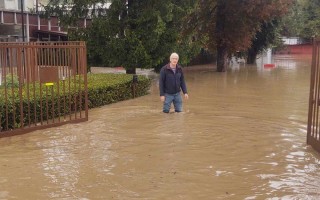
xmin=170 ymin=52 xmax=179 ymax=60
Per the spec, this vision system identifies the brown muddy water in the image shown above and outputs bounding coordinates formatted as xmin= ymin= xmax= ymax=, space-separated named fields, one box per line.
xmin=0 ymin=55 xmax=320 ymax=200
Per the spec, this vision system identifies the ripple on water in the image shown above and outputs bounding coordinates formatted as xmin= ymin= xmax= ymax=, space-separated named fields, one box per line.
xmin=0 ymin=191 xmax=9 ymax=199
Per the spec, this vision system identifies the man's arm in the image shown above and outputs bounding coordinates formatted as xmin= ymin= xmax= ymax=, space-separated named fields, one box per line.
xmin=159 ymin=68 xmax=165 ymax=96
xmin=180 ymin=70 xmax=188 ymax=94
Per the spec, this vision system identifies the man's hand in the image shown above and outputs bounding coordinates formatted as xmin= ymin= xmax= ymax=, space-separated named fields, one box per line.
xmin=184 ymin=93 xmax=189 ymax=100
xmin=160 ymin=96 xmax=165 ymax=102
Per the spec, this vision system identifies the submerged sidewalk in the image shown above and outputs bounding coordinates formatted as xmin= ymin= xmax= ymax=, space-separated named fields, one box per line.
xmin=90 ymin=66 xmax=157 ymax=78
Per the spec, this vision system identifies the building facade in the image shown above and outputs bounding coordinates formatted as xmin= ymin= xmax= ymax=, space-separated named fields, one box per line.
xmin=0 ymin=0 xmax=91 ymax=42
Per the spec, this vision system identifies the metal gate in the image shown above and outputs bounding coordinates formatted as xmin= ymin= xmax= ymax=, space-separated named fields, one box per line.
xmin=0 ymin=42 xmax=88 ymax=137
xmin=307 ymin=38 xmax=320 ymax=153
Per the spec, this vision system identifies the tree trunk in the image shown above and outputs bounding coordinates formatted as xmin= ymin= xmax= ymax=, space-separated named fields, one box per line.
xmin=247 ymin=48 xmax=257 ymax=64
xmin=215 ymin=0 xmax=227 ymax=72
xmin=126 ymin=68 xmax=136 ymax=74
xmin=216 ymin=45 xmax=227 ymax=72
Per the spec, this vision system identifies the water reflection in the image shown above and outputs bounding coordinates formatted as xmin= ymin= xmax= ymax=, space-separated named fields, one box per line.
xmin=0 ymin=55 xmax=320 ymax=199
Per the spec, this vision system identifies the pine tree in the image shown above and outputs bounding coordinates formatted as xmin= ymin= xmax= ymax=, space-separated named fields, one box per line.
xmin=44 ymin=0 xmax=201 ymax=73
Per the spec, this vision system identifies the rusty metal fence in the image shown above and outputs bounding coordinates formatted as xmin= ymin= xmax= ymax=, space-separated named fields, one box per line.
xmin=0 ymin=42 xmax=88 ymax=137
xmin=307 ymin=38 xmax=320 ymax=153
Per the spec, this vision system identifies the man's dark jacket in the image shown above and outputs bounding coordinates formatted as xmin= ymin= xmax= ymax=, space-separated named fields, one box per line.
xmin=159 ymin=64 xmax=188 ymax=96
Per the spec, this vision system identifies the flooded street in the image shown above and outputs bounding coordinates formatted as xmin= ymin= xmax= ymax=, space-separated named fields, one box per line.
xmin=1 ymin=55 xmax=320 ymax=200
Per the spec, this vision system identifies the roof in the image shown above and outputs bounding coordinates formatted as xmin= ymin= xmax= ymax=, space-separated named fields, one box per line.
xmin=34 ymin=30 xmax=68 ymax=37
xmin=34 ymin=29 xmax=68 ymax=41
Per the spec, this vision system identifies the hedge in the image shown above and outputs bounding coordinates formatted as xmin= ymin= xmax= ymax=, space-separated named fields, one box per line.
xmin=0 ymin=73 xmax=151 ymax=131
xmin=87 ymin=73 xmax=151 ymax=108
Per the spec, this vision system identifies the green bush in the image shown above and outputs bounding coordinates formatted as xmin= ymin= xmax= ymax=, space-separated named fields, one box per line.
xmin=0 ymin=73 xmax=20 ymax=88
xmin=87 ymin=73 xmax=151 ymax=108
xmin=0 ymin=73 xmax=151 ymax=131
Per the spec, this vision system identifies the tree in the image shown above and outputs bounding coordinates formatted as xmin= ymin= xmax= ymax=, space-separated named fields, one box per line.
xmin=281 ymin=0 xmax=305 ymax=37
xmin=282 ymin=0 xmax=320 ymax=38
xmin=44 ymin=0 xmax=201 ymax=74
xmin=188 ymin=0 xmax=292 ymax=72
xmin=302 ymin=0 xmax=320 ymax=38
xmin=247 ymin=19 xmax=283 ymax=64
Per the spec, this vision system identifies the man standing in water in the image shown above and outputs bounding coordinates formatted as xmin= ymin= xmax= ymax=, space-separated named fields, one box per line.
xmin=159 ymin=52 xmax=189 ymax=113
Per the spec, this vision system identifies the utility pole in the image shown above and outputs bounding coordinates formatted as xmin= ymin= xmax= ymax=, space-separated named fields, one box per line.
xmin=36 ymin=0 xmax=38 ymax=13
xmin=20 ymin=0 xmax=25 ymax=42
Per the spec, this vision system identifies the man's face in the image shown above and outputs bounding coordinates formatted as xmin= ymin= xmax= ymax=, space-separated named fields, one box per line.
xmin=170 ymin=57 xmax=179 ymax=65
